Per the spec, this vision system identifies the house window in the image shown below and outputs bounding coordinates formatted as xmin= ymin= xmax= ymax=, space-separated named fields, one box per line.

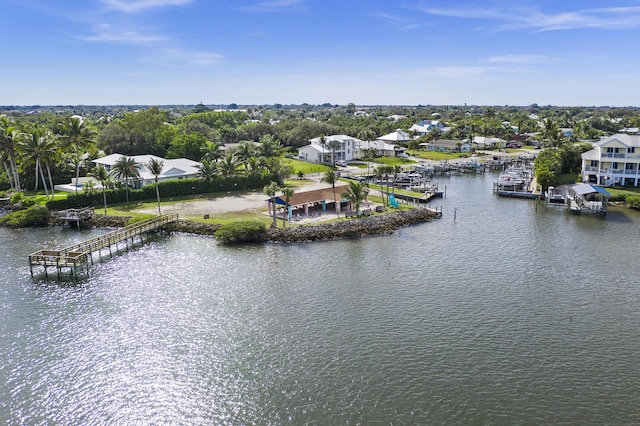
xmin=612 ymin=162 xmax=619 ymax=170
xmin=590 ymin=160 xmax=598 ymax=167
xmin=630 ymin=147 xmax=636 ymax=154
xmin=606 ymin=147 xmax=614 ymax=153
xmin=626 ymin=163 xmax=635 ymax=170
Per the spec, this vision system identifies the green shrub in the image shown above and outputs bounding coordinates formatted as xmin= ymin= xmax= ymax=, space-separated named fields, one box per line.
xmin=626 ymin=195 xmax=640 ymax=210
xmin=9 ymin=192 xmax=23 ymax=204
xmin=214 ymin=221 xmax=266 ymax=244
xmin=0 ymin=205 xmax=50 ymax=227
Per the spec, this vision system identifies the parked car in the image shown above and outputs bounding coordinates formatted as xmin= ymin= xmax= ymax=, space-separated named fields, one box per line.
xmin=506 ymin=142 xmax=522 ymax=149
xmin=396 ymin=152 xmax=409 ymax=158
xmin=336 ymin=160 xmax=348 ymax=167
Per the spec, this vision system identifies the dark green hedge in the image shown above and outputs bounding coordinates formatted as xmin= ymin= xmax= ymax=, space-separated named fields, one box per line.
xmin=46 ymin=175 xmax=274 ymax=211
xmin=214 ymin=221 xmax=267 ymax=244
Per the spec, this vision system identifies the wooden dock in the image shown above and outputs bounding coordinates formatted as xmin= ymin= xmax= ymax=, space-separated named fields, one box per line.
xmin=56 ymin=207 xmax=95 ymax=228
xmin=28 ymin=214 xmax=178 ymax=280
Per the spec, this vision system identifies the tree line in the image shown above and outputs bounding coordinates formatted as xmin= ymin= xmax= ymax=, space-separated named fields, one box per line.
xmin=3 ymin=103 xmax=639 ymax=193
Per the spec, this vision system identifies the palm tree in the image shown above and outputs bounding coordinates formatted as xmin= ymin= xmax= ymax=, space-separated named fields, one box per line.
xmin=40 ymin=130 xmax=60 ymax=200
xmin=377 ymin=165 xmax=393 ymax=204
xmin=234 ymin=141 xmax=256 ymax=165
xmin=218 ymin=153 xmax=240 ymax=178
xmin=110 ymin=155 xmax=140 ymax=203
xmin=198 ymin=159 xmax=217 ymax=182
xmin=60 ymin=116 xmax=96 ymax=194
xmin=541 ymin=117 xmax=562 ymax=148
xmin=0 ymin=116 xmax=22 ymax=191
xmin=19 ymin=125 xmax=57 ymax=199
xmin=318 ymin=135 xmax=328 ymax=164
xmin=200 ymin=141 xmax=224 ymax=163
xmin=322 ymin=169 xmax=340 ymax=217
xmin=342 ymin=180 xmax=367 ymax=215
xmin=147 ymin=158 xmax=164 ymax=215
xmin=90 ymin=165 xmax=110 ymax=215
xmin=392 ymin=165 xmax=402 ymax=195
xmin=264 ymin=182 xmax=280 ymax=229
xmin=258 ymin=134 xmax=281 ymax=158
xmin=281 ymin=187 xmax=294 ymax=226
xmin=245 ymin=156 xmax=265 ymax=178
xmin=327 ymin=139 xmax=341 ymax=168
xmin=374 ymin=166 xmax=386 ymax=205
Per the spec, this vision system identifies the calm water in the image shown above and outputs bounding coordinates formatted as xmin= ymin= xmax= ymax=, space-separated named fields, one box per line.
xmin=2 ymin=173 xmax=640 ymax=425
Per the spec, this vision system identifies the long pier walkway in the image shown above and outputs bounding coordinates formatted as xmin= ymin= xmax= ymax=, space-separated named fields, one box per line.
xmin=28 ymin=214 xmax=178 ymax=280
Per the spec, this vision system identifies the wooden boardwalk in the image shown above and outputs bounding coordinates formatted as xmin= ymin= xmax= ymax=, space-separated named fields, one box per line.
xmin=28 ymin=214 xmax=178 ymax=280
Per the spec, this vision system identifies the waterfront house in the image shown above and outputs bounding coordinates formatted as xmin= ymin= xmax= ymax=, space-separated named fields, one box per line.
xmin=378 ymin=129 xmax=410 ymax=144
xmin=297 ymin=135 xmax=363 ymax=164
xmin=368 ymin=139 xmax=404 ymax=157
xmin=373 ymin=129 xmax=410 ymax=157
xmin=581 ymin=134 xmax=640 ymax=187
xmin=92 ymin=153 xmax=202 ymax=188
xmin=473 ymin=136 xmax=507 ymax=149
xmin=409 ymin=120 xmax=450 ymax=136
xmin=420 ymin=139 xmax=470 ymax=153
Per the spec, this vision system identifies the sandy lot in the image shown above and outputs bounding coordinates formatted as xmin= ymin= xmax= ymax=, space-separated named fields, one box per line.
xmin=133 ymin=177 xmax=337 ymax=218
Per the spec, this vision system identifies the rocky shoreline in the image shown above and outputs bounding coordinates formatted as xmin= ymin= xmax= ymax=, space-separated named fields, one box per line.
xmin=265 ymin=208 xmax=441 ymax=243
xmin=70 ymin=208 xmax=442 ymax=242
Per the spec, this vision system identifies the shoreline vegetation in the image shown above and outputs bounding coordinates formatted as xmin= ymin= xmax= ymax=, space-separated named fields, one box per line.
xmin=54 ymin=207 xmax=442 ymax=244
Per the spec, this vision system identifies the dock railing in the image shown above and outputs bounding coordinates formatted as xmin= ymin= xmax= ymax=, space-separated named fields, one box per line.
xmin=28 ymin=214 xmax=178 ymax=278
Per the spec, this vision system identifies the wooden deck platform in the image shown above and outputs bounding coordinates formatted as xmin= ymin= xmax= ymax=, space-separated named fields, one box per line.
xmin=28 ymin=214 xmax=178 ymax=280
xmin=56 ymin=207 xmax=95 ymax=228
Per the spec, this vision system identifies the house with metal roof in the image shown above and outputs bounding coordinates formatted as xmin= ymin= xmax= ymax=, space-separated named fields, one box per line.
xmin=473 ymin=136 xmax=507 ymax=149
xmin=92 ymin=153 xmax=202 ymax=188
xmin=409 ymin=120 xmax=450 ymax=136
xmin=378 ymin=129 xmax=410 ymax=143
xmin=420 ymin=139 xmax=470 ymax=153
xmin=581 ymin=134 xmax=640 ymax=187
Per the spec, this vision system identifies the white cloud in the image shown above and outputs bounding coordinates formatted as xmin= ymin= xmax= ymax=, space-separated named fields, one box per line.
xmin=238 ymin=0 xmax=305 ymax=13
xmin=422 ymin=65 xmax=498 ymax=79
xmin=487 ymin=54 xmax=554 ymax=64
xmin=100 ymin=0 xmax=195 ymax=14
xmin=78 ymin=24 xmax=166 ymax=44
xmin=142 ymin=49 xmax=223 ymax=67
xmin=413 ymin=4 xmax=640 ymax=32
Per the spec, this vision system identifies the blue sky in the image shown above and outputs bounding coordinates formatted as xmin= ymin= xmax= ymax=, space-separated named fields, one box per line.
xmin=2 ymin=0 xmax=640 ymax=106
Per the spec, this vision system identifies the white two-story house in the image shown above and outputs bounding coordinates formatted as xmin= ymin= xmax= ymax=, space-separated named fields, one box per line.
xmin=298 ymin=135 xmax=363 ymax=164
xmin=581 ymin=134 xmax=640 ymax=187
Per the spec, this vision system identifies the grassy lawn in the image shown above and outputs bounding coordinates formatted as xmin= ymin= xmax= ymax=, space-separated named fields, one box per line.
xmin=556 ymin=173 xmax=580 ymax=185
xmin=283 ymin=158 xmax=330 ymax=175
xmin=608 ymin=187 xmax=640 ymax=199
xmin=348 ymin=163 xmax=369 ymax=169
xmin=407 ymin=151 xmax=471 ymax=161
xmin=372 ymin=157 xmax=417 ymax=166
xmin=21 ymin=191 xmax=70 ymax=205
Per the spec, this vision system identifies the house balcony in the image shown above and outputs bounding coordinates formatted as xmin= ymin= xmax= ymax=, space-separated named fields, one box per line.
xmin=584 ymin=166 xmax=599 ymax=172
xmin=600 ymin=169 xmax=625 ymax=175
xmin=602 ymin=153 xmax=627 ymax=159
xmin=624 ymin=169 xmax=639 ymax=175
